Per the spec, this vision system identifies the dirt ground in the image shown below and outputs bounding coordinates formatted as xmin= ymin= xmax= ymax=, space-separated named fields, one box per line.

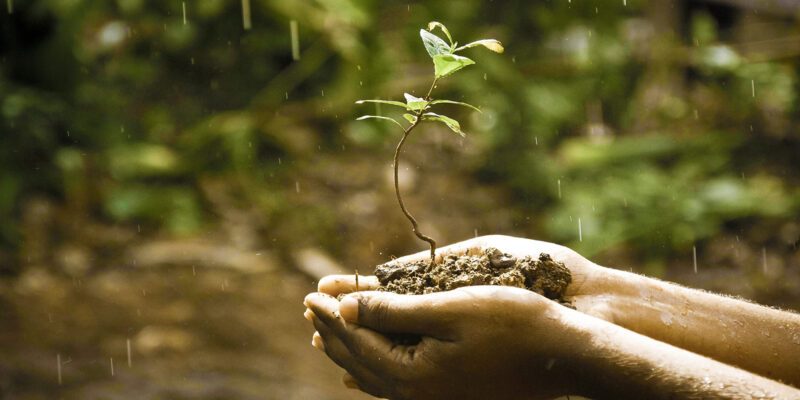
xmin=0 ymin=265 xmax=372 ymax=400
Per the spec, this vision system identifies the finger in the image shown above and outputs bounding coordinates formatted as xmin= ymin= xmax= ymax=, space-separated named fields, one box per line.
xmin=309 ymin=294 xmax=416 ymax=378
xmin=312 ymin=331 xmax=325 ymax=351
xmin=305 ymin=292 xmax=346 ymax=335
xmin=318 ymin=274 xmax=380 ymax=297
xmin=312 ymin=314 xmax=391 ymax=398
xmin=342 ymin=372 xmax=360 ymax=390
xmin=339 ymin=291 xmax=456 ymax=338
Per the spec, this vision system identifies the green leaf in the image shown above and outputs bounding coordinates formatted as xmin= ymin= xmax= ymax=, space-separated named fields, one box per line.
xmin=455 ymin=39 xmax=505 ymax=54
xmin=356 ymin=115 xmax=404 ymax=129
xmin=433 ymin=54 xmax=475 ymax=78
xmin=427 ymin=21 xmax=453 ymax=46
xmin=422 ymin=112 xmax=465 ymax=137
xmin=403 ymin=114 xmax=417 ymax=124
xmin=420 ymin=29 xmax=451 ymax=58
xmin=403 ymin=93 xmax=428 ymax=111
xmin=355 ymin=99 xmax=411 ymax=110
xmin=430 ymin=100 xmax=482 ymax=113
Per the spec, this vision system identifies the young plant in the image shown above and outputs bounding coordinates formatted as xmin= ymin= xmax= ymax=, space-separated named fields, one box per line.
xmin=356 ymin=21 xmax=503 ymax=266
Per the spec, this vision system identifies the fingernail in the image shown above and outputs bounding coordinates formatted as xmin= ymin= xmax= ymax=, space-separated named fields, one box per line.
xmin=339 ymin=295 xmax=359 ymax=322
xmin=304 ymin=309 xmax=314 ymax=321
xmin=342 ymin=374 xmax=360 ymax=390
xmin=303 ymin=293 xmax=314 ymax=308
xmin=312 ymin=332 xmax=324 ymax=351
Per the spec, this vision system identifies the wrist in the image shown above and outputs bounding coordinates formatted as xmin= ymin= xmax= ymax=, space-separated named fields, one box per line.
xmin=548 ymin=306 xmax=610 ymax=398
xmin=518 ymin=300 xmax=602 ymax=398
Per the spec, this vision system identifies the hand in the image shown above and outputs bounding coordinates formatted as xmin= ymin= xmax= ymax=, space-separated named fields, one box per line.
xmin=305 ymin=235 xmax=616 ymax=399
xmin=318 ymin=235 xmax=614 ymax=320
xmin=304 ymin=286 xmax=585 ymax=400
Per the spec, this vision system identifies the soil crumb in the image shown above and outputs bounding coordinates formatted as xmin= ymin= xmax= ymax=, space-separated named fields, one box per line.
xmin=375 ymin=248 xmax=572 ymax=302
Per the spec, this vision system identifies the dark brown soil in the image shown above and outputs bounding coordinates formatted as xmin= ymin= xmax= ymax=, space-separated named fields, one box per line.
xmin=375 ymin=248 xmax=572 ymax=303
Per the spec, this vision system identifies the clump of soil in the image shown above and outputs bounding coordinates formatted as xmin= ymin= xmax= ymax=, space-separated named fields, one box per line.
xmin=375 ymin=248 xmax=572 ymax=303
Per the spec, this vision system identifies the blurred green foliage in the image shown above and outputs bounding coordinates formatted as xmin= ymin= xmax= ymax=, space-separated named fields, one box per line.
xmin=1 ymin=0 xmax=798 ymax=271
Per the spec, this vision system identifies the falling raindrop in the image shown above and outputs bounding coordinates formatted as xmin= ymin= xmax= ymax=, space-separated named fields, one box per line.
xmin=295 ymin=181 xmax=300 ymax=193
xmin=285 ymin=92 xmax=288 ymax=100
xmin=557 ymin=179 xmax=562 ymax=199
xmin=321 ymin=89 xmax=325 ymax=97
xmin=693 ymin=109 xmax=699 ymax=120
xmin=290 ymin=20 xmax=300 ymax=60
xmin=241 ymin=0 xmax=252 ymax=30
xmin=578 ymin=218 xmax=583 ymax=242
xmin=751 ymin=80 xmax=755 ymax=98
xmin=693 ymin=245 xmax=698 ymax=273
xmin=762 ymin=247 xmax=767 ymax=273
xmin=6 ymin=0 xmax=12 ymax=14
xmin=623 ymin=0 xmax=627 ymax=5
xmin=127 ymin=339 xmax=132 ymax=367
xmin=534 ymin=136 xmax=538 ymax=145
xmin=57 ymin=354 xmax=62 ymax=385
xmin=483 ymin=73 xmax=487 ymax=80
xmin=110 ymin=357 xmax=115 ymax=376
xmin=474 ymin=228 xmax=478 ymax=238
xmin=182 ymin=1 xmax=187 ymax=25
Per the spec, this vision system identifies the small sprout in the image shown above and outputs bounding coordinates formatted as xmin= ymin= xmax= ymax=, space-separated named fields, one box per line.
xmin=432 ymin=53 xmax=475 ymax=78
xmin=429 ymin=100 xmax=482 ymax=113
xmin=355 ymin=99 xmax=411 ymax=109
xmin=455 ymin=39 xmax=505 ymax=54
xmin=423 ymin=112 xmax=464 ymax=137
xmin=403 ymin=93 xmax=429 ymax=111
xmin=427 ymin=21 xmax=454 ymax=47
xmin=355 ymin=21 xmax=503 ymax=265
xmin=355 ymin=115 xmax=404 ymax=129
xmin=420 ymin=29 xmax=451 ymax=58
xmin=403 ymin=114 xmax=418 ymax=124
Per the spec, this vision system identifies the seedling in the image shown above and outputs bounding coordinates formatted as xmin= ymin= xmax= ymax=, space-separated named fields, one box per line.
xmin=356 ymin=21 xmax=503 ymax=266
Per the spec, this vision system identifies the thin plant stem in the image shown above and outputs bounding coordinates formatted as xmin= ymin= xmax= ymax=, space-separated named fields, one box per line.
xmin=393 ymin=78 xmax=439 ymax=266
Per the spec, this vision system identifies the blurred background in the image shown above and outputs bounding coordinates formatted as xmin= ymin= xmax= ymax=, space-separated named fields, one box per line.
xmin=1 ymin=0 xmax=799 ymax=398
